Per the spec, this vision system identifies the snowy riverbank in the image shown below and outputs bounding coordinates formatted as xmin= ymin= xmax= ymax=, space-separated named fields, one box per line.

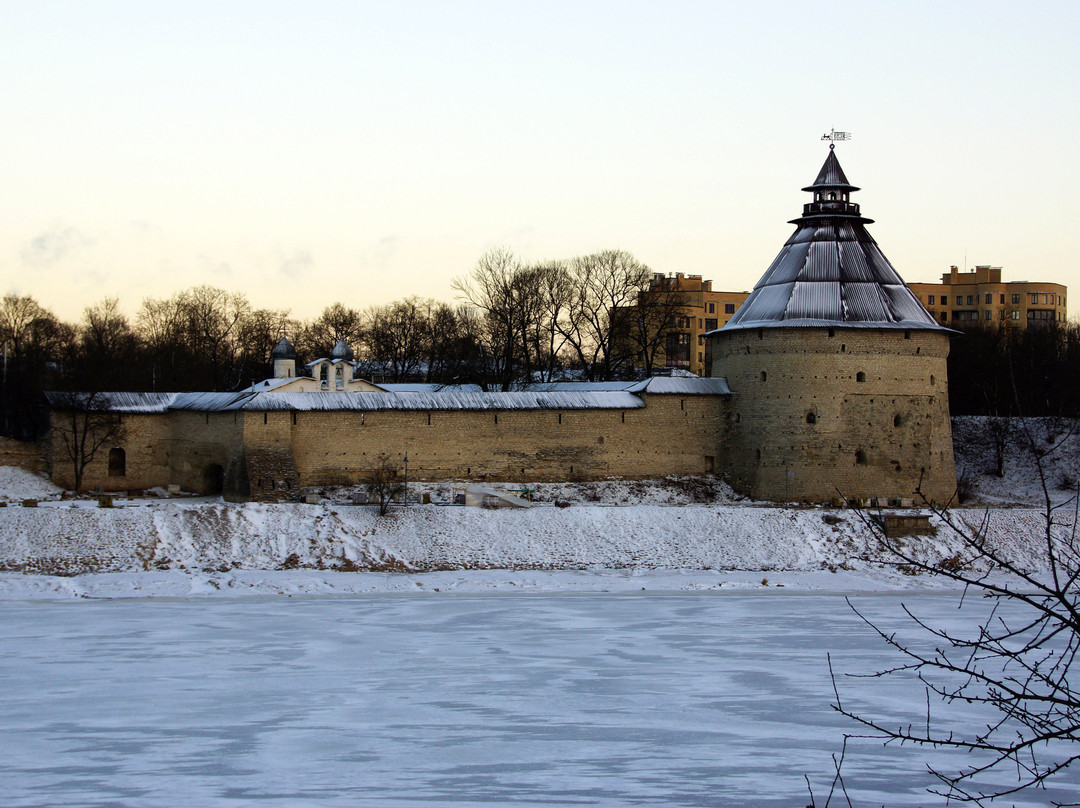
xmin=2 ymin=413 xmax=1076 ymax=600
xmin=0 ymin=467 xmax=1057 ymax=599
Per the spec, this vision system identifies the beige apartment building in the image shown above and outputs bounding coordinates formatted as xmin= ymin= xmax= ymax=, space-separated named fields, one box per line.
xmin=908 ymin=265 xmax=1067 ymax=329
xmin=645 ymin=273 xmax=749 ymax=376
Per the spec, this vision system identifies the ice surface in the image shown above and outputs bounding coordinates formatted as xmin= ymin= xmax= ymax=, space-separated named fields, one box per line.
xmin=1 ymin=593 xmax=1076 ymax=807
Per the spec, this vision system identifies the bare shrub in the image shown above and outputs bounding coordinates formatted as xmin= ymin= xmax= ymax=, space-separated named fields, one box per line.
xmin=366 ymin=457 xmax=404 ymax=516
xmin=830 ymin=419 xmax=1080 ymax=804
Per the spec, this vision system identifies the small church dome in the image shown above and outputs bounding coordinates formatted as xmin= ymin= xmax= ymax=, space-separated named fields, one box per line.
xmin=331 ymin=339 xmax=355 ymax=361
xmin=271 ymin=337 xmax=297 ymax=360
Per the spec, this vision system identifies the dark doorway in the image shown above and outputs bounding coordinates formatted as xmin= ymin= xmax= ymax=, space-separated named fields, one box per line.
xmin=202 ymin=464 xmax=225 ymax=495
xmin=108 ymin=447 xmax=126 ymax=477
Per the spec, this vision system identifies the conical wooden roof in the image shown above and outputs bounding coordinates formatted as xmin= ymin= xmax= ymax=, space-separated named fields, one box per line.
xmin=722 ymin=149 xmax=947 ymax=332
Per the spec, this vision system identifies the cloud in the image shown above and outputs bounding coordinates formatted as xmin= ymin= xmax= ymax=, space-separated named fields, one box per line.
xmin=279 ymin=249 xmax=313 ymax=279
xmin=21 ymin=222 xmax=93 ymax=267
xmin=361 ymin=235 xmax=399 ymax=270
xmin=198 ymin=255 xmax=233 ymax=278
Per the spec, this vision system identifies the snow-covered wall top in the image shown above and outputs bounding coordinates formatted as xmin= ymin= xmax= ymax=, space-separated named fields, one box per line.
xmin=46 ymin=376 xmax=730 ymax=414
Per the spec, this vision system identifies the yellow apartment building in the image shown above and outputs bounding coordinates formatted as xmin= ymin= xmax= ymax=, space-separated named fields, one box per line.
xmin=909 ymin=266 xmax=1067 ymax=329
xmin=644 ymin=273 xmax=749 ymax=376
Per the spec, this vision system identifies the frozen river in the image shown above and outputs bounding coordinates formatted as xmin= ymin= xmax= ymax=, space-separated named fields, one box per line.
xmin=2 ymin=591 xmax=1076 ymax=807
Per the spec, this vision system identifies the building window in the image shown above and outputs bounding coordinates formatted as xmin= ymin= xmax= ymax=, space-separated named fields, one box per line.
xmin=1000 ymin=294 xmax=1005 ymax=304
xmin=927 ymin=295 xmax=935 ymax=305
xmin=1011 ymin=310 xmax=1020 ymax=320
xmin=940 ymin=312 xmax=947 ymax=323
xmin=108 ymin=447 xmax=126 ymax=477
xmin=856 ymin=371 xmax=866 ymax=382
xmin=966 ymin=295 xmax=974 ymax=305
xmin=665 ymin=332 xmax=691 ymax=367
xmin=806 ymin=412 xmax=816 ymax=424
xmin=855 ymin=449 xmax=867 ymax=465
xmin=707 ymin=303 xmax=715 ymax=314
xmin=724 ymin=303 xmax=735 ymax=314
xmin=956 ymin=296 xmax=963 ymax=305
xmin=760 ymin=371 xmax=767 ymax=382
xmin=705 ymin=318 xmax=717 ymax=331
xmin=985 ymin=310 xmax=992 ymax=320
xmin=1012 ymin=294 xmax=1020 ymax=304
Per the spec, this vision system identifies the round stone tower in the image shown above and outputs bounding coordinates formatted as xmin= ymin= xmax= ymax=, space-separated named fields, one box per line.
xmin=708 ymin=148 xmax=956 ymax=504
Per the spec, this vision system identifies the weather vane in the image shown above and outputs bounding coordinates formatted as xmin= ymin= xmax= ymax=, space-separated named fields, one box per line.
xmin=821 ymin=128 xmax=851 ymax=149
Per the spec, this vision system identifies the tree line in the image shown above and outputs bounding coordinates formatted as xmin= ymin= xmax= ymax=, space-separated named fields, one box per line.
xmin=0 ymin=248 xmax=687 ymax=440
xmin=946 ymin=320 xmax=1080 ymax=418
xmin=6 ymin=247 xmax=1078 ymax=441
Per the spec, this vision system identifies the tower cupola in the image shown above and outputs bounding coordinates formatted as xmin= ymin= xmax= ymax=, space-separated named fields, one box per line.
xmin=331 ymin=339 xmax=355 ymax=362
xmin=800 ymin=146 xmax=863 ymax=217
xmin=272 ymin=336 xmax=297 ymax=379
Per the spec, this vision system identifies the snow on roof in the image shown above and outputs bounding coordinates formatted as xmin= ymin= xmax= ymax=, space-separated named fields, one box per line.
xmin=526 ymin=377 xmax=731 ymax=395
xmin=245 ymin=391 xmax=647 ymax=412
xmin=46 ymin=376 xmax=730 ymax=415
xmin=238 ymin=378 xmax=297 ymax=393
xmin=633 ymin=376 xmax=731 ymax=395
xmin=44 ymin=392 xmax=181 ymax=413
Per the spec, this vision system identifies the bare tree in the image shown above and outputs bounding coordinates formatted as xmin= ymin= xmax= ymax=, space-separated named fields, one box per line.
xmin=235 ymin=307 xmax=293 ymax=385
xmin=0 ymin=294 xmax=73 ymax=439
xmin=79 ymin=297 xmax=139 ymax=388
xmin=452 ymin=248 xmax=527 ymax=390
xmin=561 ymin=250 xmax=652 ymax=381
xmin=300 ymin=303 xmax=363 ymax=361
xmin=832 ymin=418 xmax=1080 ymax=805
xmin=183 ymin=286 xmax=251 ymax=390
xmin=364 ymin=297 xmax=433 ymax=382
xmin=0 ymin=293 xmax=50 ymax=358
xmin=366 ymin=456 xmax=405 ymax=516
xmin=47 ymin=391 xmax=127 ymax=493
xmin=526 ymin=261 xmax=573 ymax=383
xmin=632 ymin=274 xmax=700 ymax=377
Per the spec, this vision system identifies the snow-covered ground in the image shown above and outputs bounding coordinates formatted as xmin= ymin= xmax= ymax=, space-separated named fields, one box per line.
xmin=0 ymin=416 xmax=1075 ymax=598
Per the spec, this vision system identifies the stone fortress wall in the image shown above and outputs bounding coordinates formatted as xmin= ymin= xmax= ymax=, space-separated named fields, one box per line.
xmin=48 ymin=394 xmax=728 ymax=501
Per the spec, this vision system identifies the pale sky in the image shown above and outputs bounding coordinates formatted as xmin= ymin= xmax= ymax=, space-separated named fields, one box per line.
xmin=3 ymin=0 xmax=1078 ymax=323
